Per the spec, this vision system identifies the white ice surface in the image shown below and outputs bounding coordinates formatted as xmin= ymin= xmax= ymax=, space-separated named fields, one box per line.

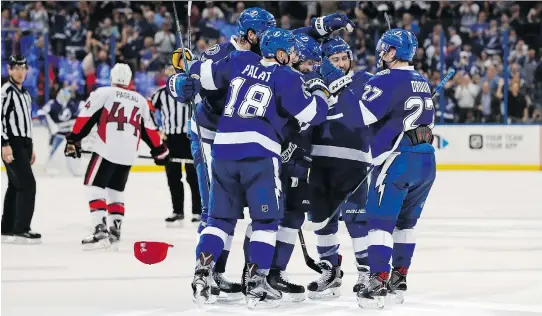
xmin=2 ymin=171 xmax=542 ymax=316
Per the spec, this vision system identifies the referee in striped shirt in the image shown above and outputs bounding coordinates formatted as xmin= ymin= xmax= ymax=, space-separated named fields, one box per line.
xmin=1 ymin=55 xmax=40 ymax=243
xmin=151 ymin=66 xmax=201 ymax=225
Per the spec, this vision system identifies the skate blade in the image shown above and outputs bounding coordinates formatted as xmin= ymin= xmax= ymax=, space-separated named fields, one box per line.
xmin=307 ymin=287 xmax=341 ymax=300
xmin=281 ymin=292 xmax=306 ymax=303
xmin=193 ymin=285 xmax=218 ymax=308
xmin=386 ymin=290 xmax=405 ymax=305
xmin=10 ymin=236 xmax=42 ymax=245
xmin=246 ymin=297 xmax=281 ymax=309
xmin=217 ymin=291 xmax=244 ymax=302
xmin=165 ymin=221 xmax=183 ymax=228
xmin=107 ymin=242 xmax=119 ymax=251
xmin=357 ymin=295 xmax=385 ymax=309
xmin=82 ymin=239 xmax=111 ymax=251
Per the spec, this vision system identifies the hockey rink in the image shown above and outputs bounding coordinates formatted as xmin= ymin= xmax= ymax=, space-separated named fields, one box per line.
xmin=2 ymin=170 xmax=542 ymax=316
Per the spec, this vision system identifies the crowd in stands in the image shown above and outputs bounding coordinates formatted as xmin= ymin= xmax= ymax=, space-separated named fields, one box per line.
xmin=1 ymin=1 xmax=541 ymax=123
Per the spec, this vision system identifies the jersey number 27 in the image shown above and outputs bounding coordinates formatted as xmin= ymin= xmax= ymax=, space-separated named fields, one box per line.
xmin=224 ymin=77 xmax=272 ymax=118
xmin=403 ymin=97 xmax=434 ymax=131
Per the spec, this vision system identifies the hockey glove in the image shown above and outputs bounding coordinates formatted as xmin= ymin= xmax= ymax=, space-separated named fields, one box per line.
xmin=312 ymin=12 xmax=355 ymax=36
xmin=64 ymin=133 xmax=81 ymax=158
xmin=303 ymin=78 xmax=330 ymax=98
xmin=171 ymin=48 xmax=197 ymax=73
xmin=166 ymin=73 xmax=201 ymax=103
xmin=151 ymin=144 xmax=170 ymax=166
xmin=319 ymin=58 xmax=352 ymax=94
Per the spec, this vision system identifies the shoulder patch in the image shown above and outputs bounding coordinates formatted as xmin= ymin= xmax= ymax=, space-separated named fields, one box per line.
xmin=205 ymin=44 xmax=220 ymax=56
xmin=375 ymin=69 xmax=390 ymax=76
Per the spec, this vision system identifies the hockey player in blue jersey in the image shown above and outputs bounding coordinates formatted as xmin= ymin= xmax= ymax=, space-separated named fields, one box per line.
xmin=329 ymin=29 xmax=436 ymax=309
xmin=37 ymin=88 xmax=83 ymax=176
xmin=170 ymin=7 xmax=277 ymax=302
xmin=265 ymin=33 xmax=322 ymax=302
xmin=168 ymin=8 xmax=356 ymax=302
xmin=304 ymin=37 xmax=374 ymax=300
xmin=170 ymin=28 xmax=332 ymax=308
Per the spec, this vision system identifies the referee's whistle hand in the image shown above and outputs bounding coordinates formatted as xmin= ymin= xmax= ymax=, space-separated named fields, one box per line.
xmin=2 ymin=145 xmax=14 ymax=163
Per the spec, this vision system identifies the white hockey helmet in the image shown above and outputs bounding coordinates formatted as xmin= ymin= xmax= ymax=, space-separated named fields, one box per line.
xmin=110 ymin=63 xmax=132 ymax=86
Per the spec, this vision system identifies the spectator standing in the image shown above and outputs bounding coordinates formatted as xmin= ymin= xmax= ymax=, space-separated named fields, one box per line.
xmin=1 ymin=55 xmax=40 ymax=244
xmin=154 ymin=22 xmax=176 ymax=59
xmin=507 ymin=81 xmax=531 ymax=122
xmin=475 ymin=79 xmax=503 ymax=122
xmin=455 ymin=73 xmax=480 ymax=122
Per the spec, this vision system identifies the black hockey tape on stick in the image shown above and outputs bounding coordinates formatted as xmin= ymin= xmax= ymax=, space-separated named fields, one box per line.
xmin=301 ymin=70 xmax=456 ymax=232
xmin=298 ymin=230 xmax=322 ymax=273
xmin=81 ymin=150 xmax=193 ymax=164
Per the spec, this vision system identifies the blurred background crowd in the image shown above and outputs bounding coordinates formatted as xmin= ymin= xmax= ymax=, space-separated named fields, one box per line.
xmin=1 ymin=1 xmax=541 ymax=124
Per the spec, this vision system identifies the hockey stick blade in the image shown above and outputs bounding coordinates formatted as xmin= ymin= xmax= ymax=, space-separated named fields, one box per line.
xmin=302 ymin=166 xmax=375 ymax=231
xmin=298 ymin=231 xmax=322 ymax=273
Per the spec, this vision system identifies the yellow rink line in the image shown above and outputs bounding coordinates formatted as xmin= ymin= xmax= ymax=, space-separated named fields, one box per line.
xmin=2 ymin=164 xmax=540 ymax=173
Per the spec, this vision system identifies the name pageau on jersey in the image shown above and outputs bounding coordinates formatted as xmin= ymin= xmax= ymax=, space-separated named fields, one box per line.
xmin=338 ymin=66 xmax=435 ymax=166
xmin=71 ymin=86 xmax=161 ymax=166
xmin=187 ymin=50 xmax=329 ymax=161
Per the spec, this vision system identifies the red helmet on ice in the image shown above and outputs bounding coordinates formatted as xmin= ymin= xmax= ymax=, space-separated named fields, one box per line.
xmin=133 ymin=241 xmax=173 ymax=265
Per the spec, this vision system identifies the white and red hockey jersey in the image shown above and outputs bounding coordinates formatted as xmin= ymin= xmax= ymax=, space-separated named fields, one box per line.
xmin=71 ymin=86 xmax=161 ymax=166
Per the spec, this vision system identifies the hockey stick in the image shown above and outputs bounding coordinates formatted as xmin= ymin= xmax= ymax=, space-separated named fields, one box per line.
xmin=302 ymin=69 xmax=456 ymax=232
xmin=172 ymin=2 xmax=211 ymax=190
xmin=80 ymin=150 xmax=193 ymax=164
xmin=297 ymin=230 xmax=321 ymax=273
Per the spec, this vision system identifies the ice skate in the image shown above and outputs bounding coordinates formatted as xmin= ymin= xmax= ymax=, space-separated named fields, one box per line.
xmin=165 ymin=213 xmax=184 ymax=227
xmin=307 ymin=260 xmax=342 ymax=300
xmin=191 ymin=214 xmax=201 ymax=223
xmin=267 ymin=268 xmax=305 ymax=302
xmin=10 ymin=231 xmax=42 ymax=244
xmin=214 ymin=272 xmax=243 ymax=301
xmin=192 ymin=252 xmax=219 ymax=307
xmin=245 ymin=263 xmax=282 ymax=309
xmin=357 ymin=272 xmax=388 ymax=309
xmin=387 ymin=267 xmax=408 ymax=304
xmin=108 ymin=219 xmax=122 ymax=251
xmin=82 ymin=223 xmax=110 ymax=250
xmin=353 ymin=264 xmax=369 ymax=293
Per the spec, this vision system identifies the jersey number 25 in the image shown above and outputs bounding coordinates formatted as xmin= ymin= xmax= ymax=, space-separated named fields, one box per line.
xmin=224 ymin=77 xmax=272 ymax=118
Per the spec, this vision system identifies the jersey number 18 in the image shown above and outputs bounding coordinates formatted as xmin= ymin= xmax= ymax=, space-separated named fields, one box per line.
xmin=224 ymin=77 xmax=272 ymax=118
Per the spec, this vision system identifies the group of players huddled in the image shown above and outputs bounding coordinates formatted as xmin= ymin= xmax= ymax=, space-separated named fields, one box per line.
xmin=165 ymin=7 xmax=437 ymax=310
xmin=61 ymin=6 xmax=437 ymax=311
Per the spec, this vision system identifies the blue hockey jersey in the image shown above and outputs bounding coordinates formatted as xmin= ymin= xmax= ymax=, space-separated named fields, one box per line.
xmin=311 ymin=71 xmax=373 ymax=168
xmin=189 ymin=38 xmax=241 ymax=143
xmin=189 ymin=50 xmax=329 ymax=160
xmin=38 ymin=97 xmax=81 ymax=134
xmin=339 ymin=66 xmax=435 ymax=166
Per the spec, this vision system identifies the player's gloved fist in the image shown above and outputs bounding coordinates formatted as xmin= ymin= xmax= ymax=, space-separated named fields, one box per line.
xmin=166 ymin=73 xmax=201 ymax=103
xmin=281 ymin=142 xmax=299 ymax=163
xmin=312 ymin=12 xmax=355 ymax=36
xmin=64 ymin=133 xmax=81 ymax=158
xmin=319 ymin=58 xmax=352 ymax=94
xmin=151 ymin=144 xmax=169 ymax=166
xmin=171 ymin=48 xmax=196 ymax=73
xmin=304 ymin=78 xmax=330 ymax=98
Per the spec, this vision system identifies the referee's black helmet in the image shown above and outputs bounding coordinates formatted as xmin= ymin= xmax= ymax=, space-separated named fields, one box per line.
xmin=8 ymin=55 xmax=28 ymax=68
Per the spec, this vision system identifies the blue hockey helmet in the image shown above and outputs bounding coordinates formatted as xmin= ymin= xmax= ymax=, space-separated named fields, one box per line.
xmin=238 ymin=8 xmax=277 ymax=38
xmin=260 ymin=28 xmax=296 ymax=59
xmin=295 ymin=34 xmax=322 ymax=62
xmin=320 ymin=37 xmax=352 ymax=60
xmin=376 ymin=28 xmax=418 ymax=62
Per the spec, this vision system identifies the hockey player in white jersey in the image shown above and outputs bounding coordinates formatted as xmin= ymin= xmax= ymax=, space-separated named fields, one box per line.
xmin=64 ymin=63 xmax=169 ymax=250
